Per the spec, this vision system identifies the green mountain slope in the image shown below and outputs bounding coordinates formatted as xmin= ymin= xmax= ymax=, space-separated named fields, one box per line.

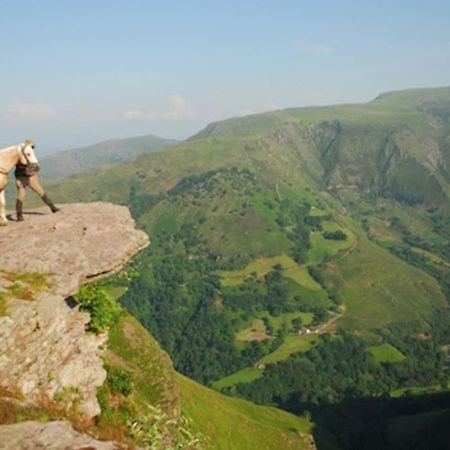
xmin=40 ymin=134 xmax=178 ymax=179
xmin=45 ymin=85 xmax=450 ymax=349
xmin=48 ymin=87 xmax=450 ymax=207
xmin=104 ymin=301 xmax=317 ymax=450
xmin=44 ymin=87 xmax=450 ymax=448
xmin=179 ymin=375 xmax=321 ymax=450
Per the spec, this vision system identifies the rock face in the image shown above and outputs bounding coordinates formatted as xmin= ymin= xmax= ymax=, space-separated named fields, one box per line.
xmin=0 ymin=202 xmax=149 ymax=297
xmin=0 ymin=203 xmax=149 ymax=423
xmin=0 ymin=420 xmax=127 ymax=450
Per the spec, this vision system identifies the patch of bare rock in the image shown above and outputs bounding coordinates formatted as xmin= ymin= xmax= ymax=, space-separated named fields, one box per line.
xmin=0 ymin=202 xmax=149 ymax=296
xmin=0 ymin=203 xmax=149 ymax=449
xmin=0 ymin=420 xmax=127 ymax=450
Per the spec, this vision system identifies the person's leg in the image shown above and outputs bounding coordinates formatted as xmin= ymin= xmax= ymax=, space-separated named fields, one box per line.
xmin=29 ymin=175 xmax=60 ymax=213
xmin=15 ymin=177 xmax=27 ymax=221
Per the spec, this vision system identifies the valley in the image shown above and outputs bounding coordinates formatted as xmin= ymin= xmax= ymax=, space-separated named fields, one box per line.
xmin=41 ymin=86 xmax=450 ymax=449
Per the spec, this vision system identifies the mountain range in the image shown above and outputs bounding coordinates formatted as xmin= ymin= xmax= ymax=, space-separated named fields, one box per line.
xmin=39 ymin=86 xmax=450 ymax=449
xmin=40 ymin=134 xmax=178 ymax=179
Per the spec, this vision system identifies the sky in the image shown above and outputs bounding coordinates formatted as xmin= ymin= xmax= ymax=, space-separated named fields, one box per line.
xmin=1 ymin=0 xmax=450 ymax=154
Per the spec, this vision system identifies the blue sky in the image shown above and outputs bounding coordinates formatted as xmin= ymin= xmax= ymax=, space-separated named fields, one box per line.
xmin=1 ymin=0 xmax=449 ymax=153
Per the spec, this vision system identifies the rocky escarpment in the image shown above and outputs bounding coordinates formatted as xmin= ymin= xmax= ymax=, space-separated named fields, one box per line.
xmin=0 ymin=202 xmax=149 ymax=296
xmin=0 ymin=421 xmax=121 ymax=450
xmin=0 ymin=203 xmax=148 ymax=448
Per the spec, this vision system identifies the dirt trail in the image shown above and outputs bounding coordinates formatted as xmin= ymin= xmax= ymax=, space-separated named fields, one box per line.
xmin=315 ymin=305 xmax=347 ymax=334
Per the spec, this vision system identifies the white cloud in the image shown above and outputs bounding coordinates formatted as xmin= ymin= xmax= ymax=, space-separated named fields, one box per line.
xmin=296 ymin=41 xmax=332 ymax=55
xmin=124 ymin=94 xmax=194 ymax=120
xmin=7 ymin=101 xmax=54 ymax=119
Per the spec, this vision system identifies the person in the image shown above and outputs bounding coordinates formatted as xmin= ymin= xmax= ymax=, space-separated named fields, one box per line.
xmin=15 ymin=148 xmax=60 ymax=221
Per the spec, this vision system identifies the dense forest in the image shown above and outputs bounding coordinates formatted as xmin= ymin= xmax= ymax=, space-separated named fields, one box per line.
xmin=229 ymin=320 xmax=450 ymax=403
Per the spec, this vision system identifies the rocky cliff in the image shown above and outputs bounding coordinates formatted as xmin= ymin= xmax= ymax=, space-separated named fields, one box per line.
xmin=0 ymin=202 xmax=316 ymax=450
xmin=0 ymin=203 xmax=149 ymax=449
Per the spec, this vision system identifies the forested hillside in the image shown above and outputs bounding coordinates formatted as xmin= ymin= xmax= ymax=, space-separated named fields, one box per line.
xmin=46 ymin=87 xmax=450 ymax=449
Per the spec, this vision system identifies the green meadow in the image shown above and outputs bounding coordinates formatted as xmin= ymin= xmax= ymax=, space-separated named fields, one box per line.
xmin=326 ymin=232 xmax=447 ymax=331
xmin=218 ymin=254 xmax=297 ymax=287
xmin=179 ymin=375 xmax=314 ymax=450
xmin=307 ymin=221 xmax=357 ymax=265
xmin=368 ymin=343 xmax=406 ymax=363
xmin=235 ymin=311 xmax=313 ymax=342
xmin=212 ymin=367 xmax=264 ymax=390
xmin=213 ymin=335 xmax=317 ymax=389
xmin=259 ymin=334 xmax=317 ymax=365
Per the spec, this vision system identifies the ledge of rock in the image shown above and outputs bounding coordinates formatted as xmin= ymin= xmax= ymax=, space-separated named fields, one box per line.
xmin=0 ymin=420 xmax=130 ymax=450
xmin=0 ymin=202 xmax=149 ymax=297
xmin=0 ymin=203 xmax=149 ymax=424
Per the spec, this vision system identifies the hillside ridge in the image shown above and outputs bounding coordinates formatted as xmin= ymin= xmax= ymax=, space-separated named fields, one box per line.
xmin=41 ymin=134 xmax=178 ymax=179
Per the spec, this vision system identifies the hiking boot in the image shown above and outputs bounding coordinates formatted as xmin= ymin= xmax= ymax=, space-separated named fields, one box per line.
xmin=16 ymin=200 xmax=24 ymax=221
xmin=41 ymin=194 xmax=60 ymax=213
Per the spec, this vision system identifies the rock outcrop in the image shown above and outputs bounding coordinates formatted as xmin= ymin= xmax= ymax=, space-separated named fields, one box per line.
xmin=0 ymin=420 xmax=127 ymax=450
xmin=0 ymin=203 xmax=149 ymax=448
xmin=0 ymin=202 xmax=149 ymax=297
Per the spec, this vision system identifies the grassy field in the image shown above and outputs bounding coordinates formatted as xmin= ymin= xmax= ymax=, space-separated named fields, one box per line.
xmin=267 ymin=311 xmax=314 ymax=330
xmin=179 ymin=375 xmax=315 ymax=450
xmin=259 ymin=334 xmax=317 ymax=365
xmin=218 ymin=254 xmax=297 ymax=286
xmin=366 ymin=216 xmax=400 ymax=242
xmin=285 ymin=278 xmax=333 ymax=308
xmin=215 ymin=334 xmax=318 ymax=390
xmin=235 ymin=311 xmax=313 ymax=342
xmin=368 ymin=343 xmax=406 ymax=363
xmin=217 ymin=220 xmax=356 ymax=289
xmin=217 ymin=253 xmax=335 ymax=311
xmin=236 ymin=318 xmax=268 ymax=342
xmin=391 ymin=382 xmax=450 ymax=398
xmin=218 ymin=254 xmax=330 ymax=308
xmin=325 ymin=228 xmax=447 ymax=331
xmin=284 ymin=266 xmax=322 ymax=290
xmin=212 ymin=367 xmax=263 ymax=390
xmin=307 ymin=220 xmax=357 ymax=265
xmin=217 ymin=316 xmax=316 ymax=390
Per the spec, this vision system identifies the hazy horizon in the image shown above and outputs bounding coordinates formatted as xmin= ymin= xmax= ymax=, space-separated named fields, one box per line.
xmin=1 ymin=0 xmax=450 ymax=154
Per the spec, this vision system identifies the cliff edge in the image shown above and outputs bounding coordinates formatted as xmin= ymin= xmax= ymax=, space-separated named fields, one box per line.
xmin=0 ymin=202 xmax=316 ymax=450
xmin=0 ymin=203 xmax=149 ymax=448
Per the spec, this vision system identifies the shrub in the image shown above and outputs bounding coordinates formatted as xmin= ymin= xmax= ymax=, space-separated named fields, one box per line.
xmin=322 ymin=230 xmax=347 ymax=240
xmin=105 ymin=365 xmax=133 ymax=396
xmin=75 ymin=285 xmax=121 ymax=333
